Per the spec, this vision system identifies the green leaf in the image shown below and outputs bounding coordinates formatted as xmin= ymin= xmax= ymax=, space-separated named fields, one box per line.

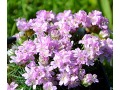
xmin=11 ymin=23 xmax=16 ymax=36
xmin=100 ymin=0 xmax=112 ymax=30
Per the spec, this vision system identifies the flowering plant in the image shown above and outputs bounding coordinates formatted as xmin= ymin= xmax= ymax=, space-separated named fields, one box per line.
xmin=7 ymin=10 xmax=113 ymax=90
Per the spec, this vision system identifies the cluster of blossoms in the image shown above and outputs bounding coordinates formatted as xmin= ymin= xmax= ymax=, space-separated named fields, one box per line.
xmin=8 ymin=10 xmax=113 ymax=90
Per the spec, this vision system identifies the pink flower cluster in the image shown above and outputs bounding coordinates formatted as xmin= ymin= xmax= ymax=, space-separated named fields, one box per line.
xmin=8 ymin=10 xmax=113 ymax=89
xmin=10 ymin=40 xmax=36 ymax=64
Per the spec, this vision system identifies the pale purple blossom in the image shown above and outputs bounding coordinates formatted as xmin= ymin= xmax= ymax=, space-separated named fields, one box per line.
xmin=27 ymin=61 xmax=36 ymax=68
xmin=78 ymin=69 xmax=86 ymax=80
xmin=29 ymin=18 xmax=48 ymax=33
xmin=88 ymin=10 xmax=102 ymax=26
xmin=10 ymin=40 xmax=36 ymax=64
xmin=56 ymin=10 xmax=72 ymax=21
xmin=7 ymin=82 xmax=18 ymax=90
xmin=43 ymin=82 xmax=57 ymax=90
xmin=79 ymin=34 xmax=103 ymax=65
xmin=82 ymin=74 xmax=99 ymax=87
xmin=57 ymin=72 xmax=70 ymax=86
xmin=58 ymin=37 xmax=73 ymax=51
xmin=73 ymin=48 xmax=88 ymax=65
xmin=38 ymin=55 xmax=49 ymax=66
xmin=16 ymin=18 xmax=30 ymax=31
xmin=22 ymin=66 xmax=45 ymax=86
xmin=36 ymin=10 xmax=55 ymax=21
xmin=49 ymin=30 xmax=61 ymax=40
xmin=22 ymin=64 xmax=55 ymax=88
xmin=74 ymin=10 xmax=91 ymax=27
xmin=99 ymin=38 xmax=113 ymax=62
xmin=88 ymin=10 xmax=108 ymax=29
xmin=34 ymin=36 xmax=51 ymax=57
xmin=54 ymin=20 xmax=71 ymax=35
xmin=99 ymin=29 xmax=110 ymax=38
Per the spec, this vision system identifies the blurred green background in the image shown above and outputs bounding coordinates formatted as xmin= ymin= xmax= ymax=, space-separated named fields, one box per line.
xmin=7 ymin=0 xmax=113 ymax=88
xmin=7 ymin=0 xmax=113 ymax=37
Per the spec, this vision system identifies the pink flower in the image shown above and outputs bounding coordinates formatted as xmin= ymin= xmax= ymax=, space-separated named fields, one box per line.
xmin=7 ymin=82 xmax=18 ymax=90
xmin=43 ymin=82 xmax=57 ymax=90
xmin=10 ymin=40 xmax=36 ymax=64
xmin=82 ymin=74 xmax=99 ymax=87
xmin=99 ymin=29 xmax=110 ymax=38
xmin=73 ymin=48 xmax=88 ymax=65
xmin=30 ymin=19 xmax=48 ymax=33
xmin=36 ymin=10 xmax=55 ymax=21
xmin=88 ymin=10 xmax=108 ymax=29
xmin=57 ymin=72 xmax=70 ymax=86
xmin=74 ymin=10 xmax=91 ymax=27
xmin=56 ymin=10 xmax=72 ymax=20
xmin=16 ymin=18 xmax=30 ymax=31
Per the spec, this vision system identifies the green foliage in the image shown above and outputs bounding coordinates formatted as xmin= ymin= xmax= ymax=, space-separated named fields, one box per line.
xmin=98 ymin=0 xmax=113 ymax=30
xmin=7 ymin=63 xmax=28 ymax=89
